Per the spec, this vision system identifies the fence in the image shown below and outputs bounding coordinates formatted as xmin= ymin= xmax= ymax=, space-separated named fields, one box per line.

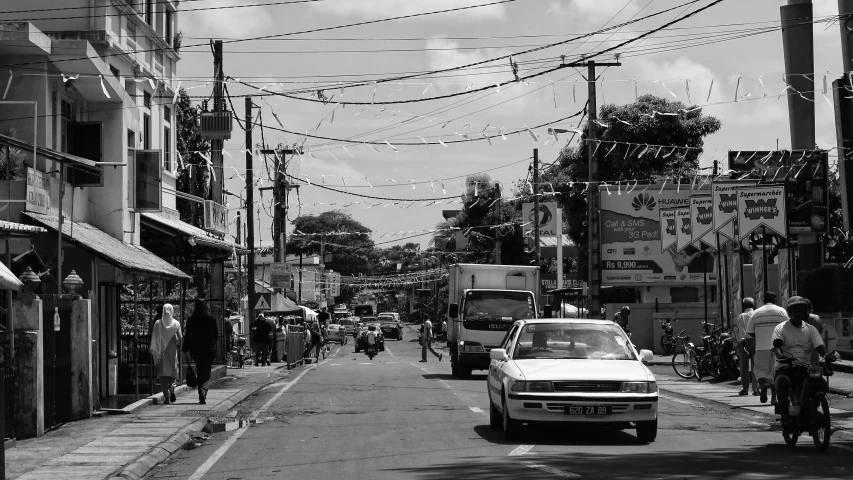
xmin=3 ymin=363 xmax=13 ymax=439
xmin=285 ymin=325 xmax=306 ymax=370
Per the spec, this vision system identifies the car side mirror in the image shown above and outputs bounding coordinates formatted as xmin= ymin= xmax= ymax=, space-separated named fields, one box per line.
xmin=773 ymin=338 xmax=784 ymax=349
xmin=639 ymin=349 xmax=654 ymax=363
xmin=490 ymin=348 xmax=508 ymax=361
xmin=448 ymin=303 xmax=458 ymax=319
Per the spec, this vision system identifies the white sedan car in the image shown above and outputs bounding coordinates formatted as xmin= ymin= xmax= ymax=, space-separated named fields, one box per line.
xmin=487 ymin=319 xmax=658 ymax=442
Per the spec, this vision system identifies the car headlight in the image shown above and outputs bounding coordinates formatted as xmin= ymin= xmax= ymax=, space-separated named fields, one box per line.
xmin=460 ymin=341 xmax=485 ymax=353
xmin=510 ymin=381 xmax=554 ymax=392
xmin=621 ymin=382 xmax=656 ymax=393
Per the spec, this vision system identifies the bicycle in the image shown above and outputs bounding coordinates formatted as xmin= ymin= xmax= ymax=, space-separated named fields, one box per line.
xmin=671 ymin=329 xmax=702 ymax=380
xmin=659 ymin=312 xmax=678 ymax=356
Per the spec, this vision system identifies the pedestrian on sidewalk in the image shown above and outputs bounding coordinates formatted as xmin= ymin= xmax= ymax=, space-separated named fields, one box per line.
xmin=150 ymin=304 xmax=182 ymax=405
xmin=251 ymin=313 xmax=273 ymax=366
xmin=183 ymin=298 xmax=218 ymax=405
xmin=746 ymin=291 xmax=787 ymax=405
xmin=733 ymin=297 xmax=758 ymax=396
xmin=421 ymin=315 xmax=433 ymax=362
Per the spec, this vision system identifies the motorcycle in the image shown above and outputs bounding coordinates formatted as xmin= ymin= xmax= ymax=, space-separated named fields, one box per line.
xmin=659 ymin=313 xmax=678 ymax=356
xmin=773 ymin=338 xmax=835 ymax=452
xmin=700 ymin=325 xmax=740 ymax=381
xmin=365 ymin=342 xmax=378 ymax=360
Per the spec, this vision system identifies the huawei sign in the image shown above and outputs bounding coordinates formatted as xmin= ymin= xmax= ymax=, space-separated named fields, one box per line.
xmin=631 ymin=193 xmax=656 ymax=211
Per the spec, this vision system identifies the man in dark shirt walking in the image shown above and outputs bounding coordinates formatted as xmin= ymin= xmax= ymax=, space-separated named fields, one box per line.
xmin=251 ymin=313 xmax=274 ymax=366
xmin=183 ymin=298 xmax=219 ymax=404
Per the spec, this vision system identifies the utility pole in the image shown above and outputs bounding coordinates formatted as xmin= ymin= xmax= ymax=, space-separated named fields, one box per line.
xmin=260 ymin=146 xmax=300 ymax=295
xmin=236 ymin=210 xmax=242 ymax=326
xmin=585 ymin=60 xmax=621 ymax=319
xmin=493 ymin=182 xmax=502 ymax=265
xmin=533 ymin=149 xmax=541 ymax=268
xmin=211 ymin=40 xmax=225 ymax=205
xmin=245 ymin=98 xmax=256 ymax=324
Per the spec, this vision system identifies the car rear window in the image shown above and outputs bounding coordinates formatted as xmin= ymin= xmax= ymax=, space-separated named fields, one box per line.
xmin=340 ymin=320 xmax=353 ymax=326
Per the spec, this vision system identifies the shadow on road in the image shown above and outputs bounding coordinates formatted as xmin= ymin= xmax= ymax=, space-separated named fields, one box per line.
xmin=472 ymin=423 xmax=644 ymax=447
xmin=422 ymin=373 xmax=487 ymax=381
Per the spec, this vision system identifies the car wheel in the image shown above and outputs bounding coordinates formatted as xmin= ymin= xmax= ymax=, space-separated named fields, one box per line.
xmin=459 ymin=368 xmax=472 ymax=379
xmin=636 ymin=419 xmax=657 ymax=443
xmin=489 ymin=399 xmax=502 ymax=430
xmin=502 ymin=392 xmax=521 ymax=440
xmin=451 ymin=363 xmax=459 ymax=377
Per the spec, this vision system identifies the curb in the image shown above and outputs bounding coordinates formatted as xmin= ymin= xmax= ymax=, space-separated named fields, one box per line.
xmin=106 ymin=369 xmax=291 ymax=480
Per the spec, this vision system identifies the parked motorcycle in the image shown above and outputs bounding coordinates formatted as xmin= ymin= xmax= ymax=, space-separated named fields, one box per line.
xmin=773 ymin=338 xmax=836 ymax=451
xmin=659 ymin=312 xmax=678 ymax=355
xmin=700 ymin=324 xmax=740 ymax=381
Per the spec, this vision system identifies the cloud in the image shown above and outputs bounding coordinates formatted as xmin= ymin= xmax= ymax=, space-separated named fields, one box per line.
xmin=310 ymin=0 xmax=507 ymax=21
xmin=183 ymin=0 xmax=273 ymax=38
xmin=547 ymin=0 xmax=642 ymax=25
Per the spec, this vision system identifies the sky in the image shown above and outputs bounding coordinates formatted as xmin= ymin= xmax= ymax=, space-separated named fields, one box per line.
xmin=177 ymin=0 xmax=848 ymax=249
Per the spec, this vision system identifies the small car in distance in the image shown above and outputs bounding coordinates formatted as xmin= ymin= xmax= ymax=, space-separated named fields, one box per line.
xmin=339 ymin=318 xmax=356 ymax=336
xmin=378 ymin=312 xmax=400 ymax=323
xmin=380 ymin=322 xmax=403 ymax=340
xmin=355 ymin=327 xmax=385 ymax=353
xmin=325 ymin=323 xmax=347 ymax=345
xmin=487 ymin=319 xmax=658 ymax=442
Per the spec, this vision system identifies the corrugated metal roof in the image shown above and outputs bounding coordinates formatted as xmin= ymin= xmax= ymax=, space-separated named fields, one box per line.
xmin=25 ymin=213 xmax=190 ymax=280
xmin=141 ymin=212 xmax=247 ymax=253
xmin=0 ymin=220 xmax=47 ymax=235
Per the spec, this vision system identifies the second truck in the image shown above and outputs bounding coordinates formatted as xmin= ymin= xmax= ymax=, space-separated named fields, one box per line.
xmin=446 ymin=264 xmax=540 ymax=378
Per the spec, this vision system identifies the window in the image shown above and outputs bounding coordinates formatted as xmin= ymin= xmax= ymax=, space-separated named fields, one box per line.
xmin=128 ymin=129 xmax=136 ymax=149
xmin=145 ymin=0 xmax=154 ymax=26
xmin=165 ymin=9 xmax=173 ymax=45
xmin=164 ymin=106 xmax=171 ymax=121
xmin=143 ymin=91 xmax=151 ymax=108
xmin=143 ymin=114 xmax=150 ymax=149
xmin=110 ymin=65 xmax=119 ymax=78
xmin=51 ymin=90 xmax=57 ymax=149
xmin=163 ymin=127 xmax=171 ymax=172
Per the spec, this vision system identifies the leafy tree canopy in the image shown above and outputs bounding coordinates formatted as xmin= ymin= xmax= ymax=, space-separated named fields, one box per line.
xmin=175 ymin=88 xmax=211 ymax=227
xmin=288 ymin=210 xmax=373 ymax=276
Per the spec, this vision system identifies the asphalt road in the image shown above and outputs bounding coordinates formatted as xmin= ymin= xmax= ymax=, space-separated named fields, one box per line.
xmin=146 ymin=330 xmax=853 ymax=480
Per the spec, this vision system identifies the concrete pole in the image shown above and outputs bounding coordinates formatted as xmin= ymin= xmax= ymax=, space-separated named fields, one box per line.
xmin=587 ymin=61 xmax=602 ymax=319
xmin=245 ymin=99 xmax=256 ymax=325
xmin=836 ymin=0 xmax=853 ymax=231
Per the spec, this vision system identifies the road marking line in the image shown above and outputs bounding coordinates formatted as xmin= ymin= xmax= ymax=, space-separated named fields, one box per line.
xmin=521 ymin=462 xmax=579 ymax=478
xmin=508 ymin=444 xmax=534 ymax=456
xmin=187 ymin=355 xmax=331 ymax=480
xmin=385 ymin=346 xmax=394 ymax=356
xmin=359 ymin=362 xmax=373 ymax=365
xmin=469 ymin=406 xmax=483 ymax=413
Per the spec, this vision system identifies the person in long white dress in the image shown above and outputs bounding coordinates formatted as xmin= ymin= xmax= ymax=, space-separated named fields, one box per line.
xmin=150 ymin=304 xmax=182 ymax=405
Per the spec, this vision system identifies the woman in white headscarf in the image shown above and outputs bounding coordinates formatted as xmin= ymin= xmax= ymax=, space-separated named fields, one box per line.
xmin=150 ymin=304 xmax=182 ymax=405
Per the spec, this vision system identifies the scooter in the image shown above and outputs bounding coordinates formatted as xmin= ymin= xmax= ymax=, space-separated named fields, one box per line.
xmin=773 ymin=338 xmax=836 ymax=451
xmin=365 ymin=342 xmax=378 ymax=360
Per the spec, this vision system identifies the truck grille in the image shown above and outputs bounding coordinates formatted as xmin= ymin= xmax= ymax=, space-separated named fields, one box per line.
xmin=552 ymin=381 xmax=622 ymax=392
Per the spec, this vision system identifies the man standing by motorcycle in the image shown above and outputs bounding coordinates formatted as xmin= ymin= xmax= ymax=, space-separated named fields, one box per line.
xmin=772 ymin=296 xmax=829 ymax=424
xmin=734 ymin=297 xmax=758 ymax=396
xmin=746 ymin=292 xmax=787 ymax=404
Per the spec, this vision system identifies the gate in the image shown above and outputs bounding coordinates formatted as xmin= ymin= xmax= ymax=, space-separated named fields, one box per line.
xmin=41 ymin=295 xmax=73 ymax=430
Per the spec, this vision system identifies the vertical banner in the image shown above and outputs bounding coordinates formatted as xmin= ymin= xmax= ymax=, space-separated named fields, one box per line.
xmin=690 ymin=195 xmax=715 ymax=248
xmin=737 ymin=185 xmax=787 ymax=238
xmin=676 ymin=207 xmax=692 ymax=253
xmin=660 ymin=208 xmax=678 ymax=253
xmin=752 ymin=249 xmax=764 ymax=306
xmin=730 ymin=250 xmax=742 ymax=322
xmin=778 ymin=248 xmax=790 ymax=307
xmin=712 ymin=181 xmax=752 ymax=241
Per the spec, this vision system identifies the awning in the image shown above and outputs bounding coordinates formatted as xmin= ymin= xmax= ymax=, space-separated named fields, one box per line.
xmin=0 ymin=220 xmax=47 ymax=238
xmin=0 ymin=261 xmax=22 ymax=291
xmin=539 ymin=235 xmax=573 ymax=247
xmin=141 ymin=212 xmax=247 ymax=254
xmin=24 ymin=212 xmax=191 ymax=280
xmin=0 ymin=132 xmax=102 ymax=173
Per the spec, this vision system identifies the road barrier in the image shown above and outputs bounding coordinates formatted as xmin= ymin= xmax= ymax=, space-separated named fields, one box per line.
xmin=285 ymin=325 xmax=306 ymax=370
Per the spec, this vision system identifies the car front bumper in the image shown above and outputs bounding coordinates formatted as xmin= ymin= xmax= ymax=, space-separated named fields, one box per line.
xmin=505 ymin=393 xmax=658 ymax=423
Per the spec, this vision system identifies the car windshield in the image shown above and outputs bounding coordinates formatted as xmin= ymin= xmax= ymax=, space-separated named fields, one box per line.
xmin=512 ymin=323 xmax=636 ymax=361
xmin=463 ymin=291 xmax=535 ymax=321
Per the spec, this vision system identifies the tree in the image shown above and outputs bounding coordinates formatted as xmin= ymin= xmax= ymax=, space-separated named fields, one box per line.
xmin=541 ymin=95 xmax=721 ymax=280
xmin=287 ymin=210 xmax=374 ymax=277
xmin=175 ymin=88 xmax=211 ymax=227
xmin=825 ymin=165 xmax=853 ymax=264
xmin=0 ymin=127 xmax=26 ymax=180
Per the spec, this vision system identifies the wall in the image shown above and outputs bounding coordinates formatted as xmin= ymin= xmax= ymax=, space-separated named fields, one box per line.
xmin=0 ymin=0 xmax=92 ymax=32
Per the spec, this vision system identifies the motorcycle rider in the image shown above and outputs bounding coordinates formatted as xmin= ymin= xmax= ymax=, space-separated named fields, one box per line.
xmin=614 ymin=306 xmax=631 ymax=335
xmin=772 ymin=296 xmax=830 ymax=424
xmin=366 ymin=324 xmax=378 ymax=355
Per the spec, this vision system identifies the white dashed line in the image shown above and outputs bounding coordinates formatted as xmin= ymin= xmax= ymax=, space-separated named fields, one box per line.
xmin=508 ymin=444 xmax=535 ymax=456
xmin=469 ymin=406 xmax=484 ymax=413
xmin=359 ymin=362 xmax=373 ymax=365
xmin=520 ymin=462 xmax=579 ymax=478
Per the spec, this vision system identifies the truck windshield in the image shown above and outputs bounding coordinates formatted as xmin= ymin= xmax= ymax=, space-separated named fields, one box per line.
xmin=463 ymin=291 xmax=535 ymax=321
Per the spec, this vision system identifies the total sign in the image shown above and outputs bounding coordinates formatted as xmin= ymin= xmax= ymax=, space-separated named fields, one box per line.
xmin=600 ymin=185 xmax=717 ymax=286
xmin=522 ymin=202 xmax=560 ymax=236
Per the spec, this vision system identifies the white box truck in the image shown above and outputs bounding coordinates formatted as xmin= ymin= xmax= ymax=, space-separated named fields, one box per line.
xmin=446 ymin=264 xmax=540 ymax=377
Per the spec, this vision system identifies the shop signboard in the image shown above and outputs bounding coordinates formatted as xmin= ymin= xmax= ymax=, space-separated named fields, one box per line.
xmin=203 ymin=200 xmax=228 ymax=236
xmin=522 ymin=202 xmax=559 ymax=237
xmin=540 ymin=273 xmax=583 ymax=297
xmin=600 ymin=185 xmax=717 ymax=285
xmin=270 ymin=263 xmax=288 ymax=289
xmin=25 ymin=167 xmax=52 ymax=215
xmin=736 ymin=185 xmax=787 ymax=239
xmin=728 ymin=150 xmax=827 ymax=234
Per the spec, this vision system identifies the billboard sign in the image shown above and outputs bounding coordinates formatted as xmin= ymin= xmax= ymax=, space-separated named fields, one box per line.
xmin=736 ymin=185 xmax=787 ymax=238
xmin=728 ymin=150 xmax=827 ymax=234
xmin=600 ymin=185 xmax=717 ymax=285
xmin=25 ymin=167 xmax=52 ymax=215
xmin=522 ymin=202 xmax=560 ymax=237
xmin=712 ymin=181 xmax=753 ymax=240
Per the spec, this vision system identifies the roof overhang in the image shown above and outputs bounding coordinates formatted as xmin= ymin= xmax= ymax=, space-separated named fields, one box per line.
xmin=0 ymin=21 xmax=51 ymax=56
xmin=48 ymin=39 xmax=124 ymax=103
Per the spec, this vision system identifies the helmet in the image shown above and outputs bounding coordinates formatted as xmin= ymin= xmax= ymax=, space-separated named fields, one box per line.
xmin=786 ymin=296 xmax=808 ymax=312
xmin=621 ymin=306 xmax=631 ymax=315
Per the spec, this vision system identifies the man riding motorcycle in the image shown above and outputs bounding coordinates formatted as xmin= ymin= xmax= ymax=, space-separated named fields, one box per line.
xmin=772 ymin=296 xmax=831 ymax=423
xmin=366 ymin=325 xmax=378 ymax=355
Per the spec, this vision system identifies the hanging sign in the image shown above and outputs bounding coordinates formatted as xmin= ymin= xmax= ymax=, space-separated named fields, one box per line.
xmin=752 ymin=250 xmax=764 ymax=307
xmin=736 ymin=185 xmax=787 ymax=238
xmin=660 ymin=208 xmax=677 ymax=253
xmin=690 ymin=195 xmax=713 ymax=245
xmin=203 ymin=200 xmax=228 ymax=236
xmin=270 ymin=263 xmax=289 ymax=289
xmin=26 ymin=167 xmax=52 ymax=215
xmin=676 ymin=207 xmax=692 ymax=253
xmin=522 ymin=202 xmax=559 ymax=237
xmin=253 ymin=293 xmax=271 ymax=311
xmin=712 ymin=181 xmax=752 ymax=240
xmin=778 ymin=248 xmax=791 ymax=307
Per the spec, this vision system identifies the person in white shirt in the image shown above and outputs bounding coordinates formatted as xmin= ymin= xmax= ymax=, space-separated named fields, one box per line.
xmin=746 ymin=291 xmax=787 ymax=404
xmin=421 ymin=317 xmax=433 ymax=362
xmin=733 ymin=297 xmax=758 ymax=396
xmin=772 ymin=296 xmax=829 ymax=422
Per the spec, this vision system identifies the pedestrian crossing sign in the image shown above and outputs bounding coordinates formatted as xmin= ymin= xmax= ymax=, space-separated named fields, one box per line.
xmin=254 ymin=293 xmax=271 ymax=311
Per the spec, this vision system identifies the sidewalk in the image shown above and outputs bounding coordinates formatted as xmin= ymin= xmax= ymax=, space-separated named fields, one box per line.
xmin=5 ymin=364 xmax=291 ymax=480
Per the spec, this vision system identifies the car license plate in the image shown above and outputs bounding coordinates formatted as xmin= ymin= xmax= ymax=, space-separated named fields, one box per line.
xmin=564 ymin=405 xmax=611 ymax=416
